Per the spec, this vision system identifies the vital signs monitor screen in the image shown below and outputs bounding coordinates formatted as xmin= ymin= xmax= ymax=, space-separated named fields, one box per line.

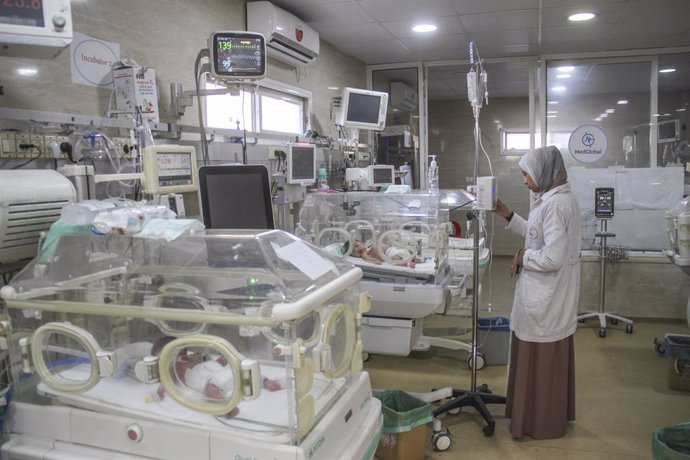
xmin=209 ymin=31 xmax=266 ymax=79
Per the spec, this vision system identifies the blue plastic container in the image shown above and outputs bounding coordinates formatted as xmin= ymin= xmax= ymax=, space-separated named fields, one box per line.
xmin=477 ymin=316 xmax=511 ymax=365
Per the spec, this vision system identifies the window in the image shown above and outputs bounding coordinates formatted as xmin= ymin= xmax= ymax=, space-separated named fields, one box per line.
xmin=260 ymin=90 xmax=303 ymax=134
xmin=204 ymin=79 xmax=311 ymax=136
xmin=500 ymin=130 xmax=530 ymax=155
xmin=205 ymin=82 xmax=253 ymax=131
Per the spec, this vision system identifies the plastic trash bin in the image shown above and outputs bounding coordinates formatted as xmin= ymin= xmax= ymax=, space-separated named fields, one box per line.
xmin=374 ymin=390 xmax=433 ymax=460
xmin=654 ymin=334 xmax=690 ymax=391
xmin=653 ymin=422 xmax=690 ymax=460
xmin=477 ymin=316 xmax=511 ymax=365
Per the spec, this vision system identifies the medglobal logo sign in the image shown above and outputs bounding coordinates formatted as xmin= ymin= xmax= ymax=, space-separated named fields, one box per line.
xmin=568 ymin=124 xmax=608 ymax=164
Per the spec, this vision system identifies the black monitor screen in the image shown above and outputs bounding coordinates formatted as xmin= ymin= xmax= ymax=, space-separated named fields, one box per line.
xmin=199 ymin=165 xmax=274 ymax=229
xmin=658 ymin=121 xmax=678 ymax=141
xmin=373 ymin=167 xmax=393 ymax=184
xmin=211 ymin=32 xmax=265 ymax=78
xmin=290 ymin=146 xmax=315 ymax=181
xmin=346 ymin=93 xmax=381 ymax=124
xmin=594 ymin=188 xmax=614 ymax=218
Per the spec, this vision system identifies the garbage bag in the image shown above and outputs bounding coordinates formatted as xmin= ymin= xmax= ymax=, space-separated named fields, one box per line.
xmin=375 ymin=390 xmax=433 ymax=434
xmin=653 ymin=422 xmax=690 ymax=460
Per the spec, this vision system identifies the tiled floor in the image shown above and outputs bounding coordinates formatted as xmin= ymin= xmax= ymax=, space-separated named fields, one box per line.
xmin=365 ymin=256 xmax=690 ymax=459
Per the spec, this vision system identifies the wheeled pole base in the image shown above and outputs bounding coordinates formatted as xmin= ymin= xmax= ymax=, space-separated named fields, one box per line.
xmin=432 ymin=383 xmax=506 ymax=441
xmin=577 ymin=311 xmax=633 ymax=337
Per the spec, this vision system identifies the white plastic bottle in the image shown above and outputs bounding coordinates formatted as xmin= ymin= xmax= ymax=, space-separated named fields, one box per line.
xmin=428 ymin=155 xmax=439 ymax=194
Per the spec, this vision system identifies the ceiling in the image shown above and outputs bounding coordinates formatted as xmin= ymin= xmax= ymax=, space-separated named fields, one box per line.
xmin=265 ymin=0 xmax=690 ymax=100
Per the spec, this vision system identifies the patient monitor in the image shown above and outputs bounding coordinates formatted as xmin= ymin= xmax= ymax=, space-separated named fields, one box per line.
xmin=140 ymin=145 xmax=198 ymax=195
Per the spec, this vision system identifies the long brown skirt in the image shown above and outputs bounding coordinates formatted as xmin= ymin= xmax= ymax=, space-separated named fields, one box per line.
xmin=505 ymin=332 xmax=575 ymax=439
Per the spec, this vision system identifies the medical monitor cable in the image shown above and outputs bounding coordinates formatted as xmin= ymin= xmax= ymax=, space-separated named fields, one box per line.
xmin=194 ymin=49 xmax=210 ymax=165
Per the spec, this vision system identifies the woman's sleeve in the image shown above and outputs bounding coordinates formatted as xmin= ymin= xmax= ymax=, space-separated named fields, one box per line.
xmin=505 ymin=212 xmax=528 ymax=239
xmin=522 ymin=202 xmax=569 ymax=272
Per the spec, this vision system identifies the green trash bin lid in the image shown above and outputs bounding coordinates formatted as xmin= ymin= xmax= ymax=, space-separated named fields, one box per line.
xmin=653 ymin=422 xmax=690 ymax=460
xmin=374 ymin=390 xmax=433 ymax=434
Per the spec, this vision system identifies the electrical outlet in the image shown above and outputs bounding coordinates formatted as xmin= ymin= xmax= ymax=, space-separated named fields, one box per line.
xmin=15 ymin=133 xmax=31 ymax=158
xmin=0 ymin=133 xmax=16 ymax=158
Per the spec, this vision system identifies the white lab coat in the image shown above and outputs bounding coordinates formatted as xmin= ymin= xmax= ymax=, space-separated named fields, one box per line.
xmin=505 ymin=183 xmax=582 ymax=342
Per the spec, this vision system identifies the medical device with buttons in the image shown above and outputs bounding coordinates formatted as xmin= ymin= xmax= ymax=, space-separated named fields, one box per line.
xmin=0 ymin=230 xmax=382 ymax=459
xmin=140 ymin=145 xmax=198 ymax=195
xmin=595 ymin=187 xmax=615 ymax=219
xmin=0 ymin=0 xmax=73 ymax=58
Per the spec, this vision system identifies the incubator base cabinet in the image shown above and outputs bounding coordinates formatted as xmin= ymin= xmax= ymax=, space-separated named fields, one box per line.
xmin=0 ymin=230 xmax=382 ymax=460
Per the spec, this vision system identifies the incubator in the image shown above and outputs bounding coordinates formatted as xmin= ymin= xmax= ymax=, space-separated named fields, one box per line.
xmin=297 ymin=191 xmax=456 ymax=356
xmin=0 ymin=230 xmax=381 ymax=460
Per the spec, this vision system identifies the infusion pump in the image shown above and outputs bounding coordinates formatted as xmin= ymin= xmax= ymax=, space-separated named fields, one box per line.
xmin=0 ymin=0 xmax=73 ymax=58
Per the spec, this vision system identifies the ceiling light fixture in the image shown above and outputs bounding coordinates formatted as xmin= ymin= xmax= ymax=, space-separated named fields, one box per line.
xmin=556 ymin=74 xmax=571 ymax=79
xmin=548 ymin=101 xmax=559 ymax=105
xmin=412 ymin=24 xmax=437 ymax=33
xmin=568 ymin=12 xmax=596 ymax=22
xmin=605 ymin=108 xmax=615 ymax=114
xmin=552 ymin=86 xmax=566 ymax=92
xmin=557 ymin=66 xmax=574 ymax=72
xmin=17 ymin=68 xmax=37 ymax=76
xmin=617 ymin=100 xmax=628 ymax=105
xmin=676 ymin=108 xmax=687 ymax=112
xmin=659 ymin=68 xmax=676 ymax=73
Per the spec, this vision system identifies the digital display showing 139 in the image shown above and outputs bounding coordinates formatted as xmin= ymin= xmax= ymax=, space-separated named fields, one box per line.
xmin=0 ymin=0 xmax=45 ymax=27
xmin=211 ymin=32 xmax=265 ymax=78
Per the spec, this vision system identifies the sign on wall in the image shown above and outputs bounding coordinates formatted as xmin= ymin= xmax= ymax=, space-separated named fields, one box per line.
xmin=568 ymin=124 xmax=608 ymax=164
xmin=70 ymin=32 xmax=120 ymax=87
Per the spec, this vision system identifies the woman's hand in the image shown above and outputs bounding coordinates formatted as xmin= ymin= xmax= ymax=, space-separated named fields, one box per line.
xmin=494 ymin=198 xmax=513 ymax=220
xmin=510 ymin=248 xmax=524 ymax=278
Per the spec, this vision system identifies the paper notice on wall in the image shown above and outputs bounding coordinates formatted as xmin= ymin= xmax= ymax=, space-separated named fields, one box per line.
xmin=70 ymin=32 xmax=120 ymax=87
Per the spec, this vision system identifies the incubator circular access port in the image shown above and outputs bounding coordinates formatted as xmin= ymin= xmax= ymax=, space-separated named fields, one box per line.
xmin=157 ymin=335 xmax=244 ymax=416
xmin=31 ymin=322 xmax=102 ymax=393
xmin=154 ymin=293 xmax=209 ymax=336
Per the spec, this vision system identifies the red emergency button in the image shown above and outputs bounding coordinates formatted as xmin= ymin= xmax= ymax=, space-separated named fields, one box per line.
xmin=126 ymin=423 xmax=143 ymax=442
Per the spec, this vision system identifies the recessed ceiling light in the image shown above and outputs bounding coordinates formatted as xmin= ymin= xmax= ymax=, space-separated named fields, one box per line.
xmin=547 ymin=115 xmax=557 ymax=118
xmin=659 ymin=68 xmax=676 ymax=73
xmin=548 ymin=101 xmax=559 ymax=105
xmin=594 ymin=117 xmax=602 ymax=121
xmin=17 ymin=68 xmax=37 ymax=76
xmin=605 ymin=108 xmax=615 ymax=114
xmin=557 ymin=66 xmax=574 ymax=72
xmin=494 ymin=120 xmax=501 ymax=124
xmin=412 ymin=24 xmax=437 ymax=33
xmin=552 ymin=86 xmax=566 ymax=92
xmin=547 ymin=111 xmax=559 ymax=114
xmin=328 ymin=86 xmax=339 ymax=90
xmin=600 ymin=114 xmax=608 ymax=118
xmin=556 ymin=74 xmax=571 ymax=79
xmin=617 ymin=100 xmax=628 ymax=105
xmin=568 ymin=12 xmax=596 ymax=22
xmin=677 ymin=108 xmax=687 ymax=112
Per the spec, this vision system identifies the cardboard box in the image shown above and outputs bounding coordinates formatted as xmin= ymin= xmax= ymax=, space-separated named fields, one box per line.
xmin=375 ymin=424 xmax=427 ymax=460
xmin=112 ymin=64 xmax=159 ymax=123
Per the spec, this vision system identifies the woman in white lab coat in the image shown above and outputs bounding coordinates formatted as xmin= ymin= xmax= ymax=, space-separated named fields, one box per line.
xmin=494 ymin=145 xmax=582 ymax=439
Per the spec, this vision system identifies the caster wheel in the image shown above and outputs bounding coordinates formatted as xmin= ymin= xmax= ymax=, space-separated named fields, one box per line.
xmin=626 ymin=323 xmax=633 ymax=334
xmin=655 ymin=343 xmax=666 ymax=356
xmin=432 ymin=431 xmax=452 ymax=451
xmin=448 ymin=406 xmax=461 ymax=415
xmin=599 ymin=328 xmax=607 ymax=338
xmin=482 ymin=424 xmax=495 ymax=436
xmin=468 ymin=353 xmax=485 ymax=370
xmin=611 ymin=318 xmax=618 ymax=325
xmin=362 ymin=352 xmax=371 ymax=362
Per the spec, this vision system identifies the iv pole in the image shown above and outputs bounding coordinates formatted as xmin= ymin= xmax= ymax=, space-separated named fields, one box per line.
xmin=431 ymin=43 xmax=505 ymax=448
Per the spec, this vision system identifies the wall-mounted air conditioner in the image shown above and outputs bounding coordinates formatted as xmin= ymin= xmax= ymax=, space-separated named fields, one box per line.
xmin=247 ymin=1 xmax=320 ymax=67
xmin=390 ymin=82 xmax=418 ymax=111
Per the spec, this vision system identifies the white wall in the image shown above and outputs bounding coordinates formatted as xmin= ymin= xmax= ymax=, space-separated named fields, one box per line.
xmin=0 ymin=0 xmax=366 ymax=134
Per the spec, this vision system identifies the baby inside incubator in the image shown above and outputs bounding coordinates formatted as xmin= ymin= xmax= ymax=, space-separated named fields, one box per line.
xmin=346 ymin=240 xmax=425 ymax=267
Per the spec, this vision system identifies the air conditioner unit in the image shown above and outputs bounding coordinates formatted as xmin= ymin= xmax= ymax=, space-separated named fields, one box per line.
xmin=390 ymin=82 xmax=418 ymax=111
xmin=0 ymin=170 xmax=75 ymax=264
xmin=247 ymin=1 xmax=319 ymax=67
